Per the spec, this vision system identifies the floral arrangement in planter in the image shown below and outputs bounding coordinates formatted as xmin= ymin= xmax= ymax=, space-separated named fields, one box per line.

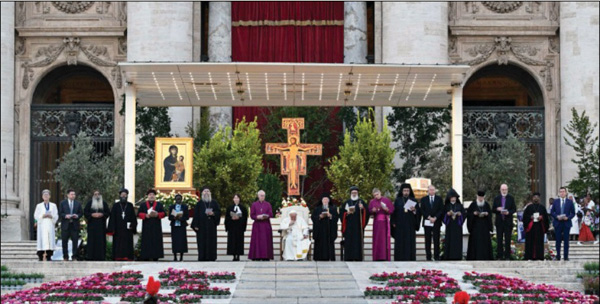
xmin=208 ymin=271 xmax=236 ymax=283
xmin=281 ymin=197 xmax=307 ymax=208
xmin=1 ymin=270 xmax=44 ymax=284
xmin=44 ymin=292 xmax=104 ymax=302
xmin=365 ymin=269 xmax=460 ymax=300
xmin=464 ymin=271 xmax=599 ymax=303
xmin=174 ymin=284 xmax=231 ymax=299
xmin=178 ymin=294 xmax=203 ymax=303
xmin=120 ymin=291 xmax=178 ymax=303
xmin=155 ymin=190 xmax=199 ymax=213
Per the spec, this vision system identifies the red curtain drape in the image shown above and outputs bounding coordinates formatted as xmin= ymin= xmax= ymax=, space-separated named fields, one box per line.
xmin=232 ymin=1 xmax=344 ymax=126
xmin=231 ymin=2 xmax=344 ymax=199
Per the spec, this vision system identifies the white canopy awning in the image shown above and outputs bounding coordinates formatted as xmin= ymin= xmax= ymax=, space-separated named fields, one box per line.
xmin=119 ymin=62 xmax=469 ymax=107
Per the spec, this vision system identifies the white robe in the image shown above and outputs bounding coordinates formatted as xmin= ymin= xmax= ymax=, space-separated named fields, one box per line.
xmin=34 ymin=202 xmax=58 ymax=251
xmin=280 ymin=216 xmax=310 ymax=261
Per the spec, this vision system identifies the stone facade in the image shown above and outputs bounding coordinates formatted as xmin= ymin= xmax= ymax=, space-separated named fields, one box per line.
xmin=1 ymin=2 xmax=598 ymax=241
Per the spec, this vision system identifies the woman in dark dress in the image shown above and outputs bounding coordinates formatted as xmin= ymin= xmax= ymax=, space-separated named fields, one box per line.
xmin=442 ymin=188 xmax=465 ymax=261
xmin=225 ymin=194 xmax=248 ymax=261
xmin=168 ymin=194 xmax=189 ymax=261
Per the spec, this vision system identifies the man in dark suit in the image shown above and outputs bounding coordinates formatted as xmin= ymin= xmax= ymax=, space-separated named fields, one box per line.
xmin=420 ymin=184 xmax=444 ymax=261
xmin=550 ymin=187 xmax=576 ymax=261
xmin=59 ymin=189 xmax=83 ymax=261
xmin=492 ymin=184 xmax=516 ymax=260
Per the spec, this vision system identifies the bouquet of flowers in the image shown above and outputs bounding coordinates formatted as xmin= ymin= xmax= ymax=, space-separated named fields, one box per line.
xmin=281 ymin=197 xmax=307 ymax=208
xmin=155 ymin=190 xmax=198 ymax=211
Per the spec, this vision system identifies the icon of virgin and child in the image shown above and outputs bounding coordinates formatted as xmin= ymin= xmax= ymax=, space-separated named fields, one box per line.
xmin=163 ymin=145 xmax=185 ymax=182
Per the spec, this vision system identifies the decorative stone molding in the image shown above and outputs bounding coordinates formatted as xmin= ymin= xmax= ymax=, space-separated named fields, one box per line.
xmin=481 ymin=2 xmax=523 ymax=14
xmin=449 ymin=2 xmax=559 ymax=36
xmin=20 ymin=37 xmax=122 ymax=89
xmin=51 ymin=2 xmax=94 ymax=14
xmin=450 ymin=36 xmax=558 ymax=94
xmin=118 ymin=37 xmax=127 ymax=55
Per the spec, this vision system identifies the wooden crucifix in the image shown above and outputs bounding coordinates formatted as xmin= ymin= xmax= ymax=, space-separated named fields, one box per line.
xmin=265 ymin=118 xmax=323 ymax=196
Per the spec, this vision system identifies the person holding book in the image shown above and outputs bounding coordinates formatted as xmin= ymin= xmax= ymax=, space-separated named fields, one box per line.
xmin=168 ymin=193 xmax=189 ymax=261
xmin=225 ymin=194 xmax=248 ymax=261
xmin=191 ymin=186 xmax=221 ymax=261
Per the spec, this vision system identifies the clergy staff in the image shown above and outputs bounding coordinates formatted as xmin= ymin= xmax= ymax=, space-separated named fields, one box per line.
xmin=420 ymin=184 xmax=444 ymax=261
xmin=248 ymin=190 xmax=274 ymax=261
xmin=551 ymin=187 xmax=576 ymax=261
xmin=341 ymin=186 xmax=369 ymax=261
xmin=492 ymin=184 xmax=516 ymax=260
xmin=466 ymin=190 xmax=493 ymax=261
xmin=225 ymin=194 xmax=248 ymax=261
xmin=107 ymin=188 xmax=137 ymax=261
xmin=442 ymin=189 xmax=465 ymax=260
xmin=312 ymin=192 xmax=338 ymax=261
xmin=369 ymin=188 xmax=394 ymax=261
xmin=523 ymin=192 xmax=549 ymax=260
xmin=84 ymin=190 xmax=110 ymax=261
xmin=191 ymin=187 xmax=221 ymax=261
xmin=391 ymin=183 xmax=421 ymax=261
xmin=138 ymin=189 xmax=166 ymax=261
xmin=168 ymin=193 xmax=189 ymax=261
xmin=280 ymin=210 xmax=311 ymax=261
xmin=34 ymin=189 xmax=58 ymax=261
xmin=59 ymin=189 xmax=83 ymax=261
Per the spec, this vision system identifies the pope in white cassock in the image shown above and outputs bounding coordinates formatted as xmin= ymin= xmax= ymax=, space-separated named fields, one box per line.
xmin=34 ymin=189 xmax=59 ymax=261
xmin=280 ymin=210 xmax=311 ymax=261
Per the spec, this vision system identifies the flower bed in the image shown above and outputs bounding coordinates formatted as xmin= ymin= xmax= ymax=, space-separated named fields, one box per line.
xmin=365 ymin=269 xmax=461 ymax=301
xmin=464 ymin=271 xmax=600 ymax=303
xmin=208 ymin=271 xmax=236 ymax=283
xmin=1 ymin=268 xmax=234 ymax=302
xmin=158 ymin=268 xmax=210 ymax=287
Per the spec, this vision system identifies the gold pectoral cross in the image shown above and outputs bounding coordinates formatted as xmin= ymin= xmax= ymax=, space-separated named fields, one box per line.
xmin=265 ymin=118 xmax=322 ymax=196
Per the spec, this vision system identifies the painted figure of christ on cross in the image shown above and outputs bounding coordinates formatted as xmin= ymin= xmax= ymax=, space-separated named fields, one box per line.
xmin=266 ymin=118 xmax=323 ymax=196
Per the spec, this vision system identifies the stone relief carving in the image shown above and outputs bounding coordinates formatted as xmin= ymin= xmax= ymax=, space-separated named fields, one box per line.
xmin=525 ymin=2 xmax=541 ymax=14
xmin=21 ymin=37 xmax=122 ymax=89
xmin=481 ymin=2 xmax=523 ymax=14
xmin=448 ymin=2 xmax=457 ymax=21
xmin=52 ymin=2 xmax=95 ymax=14
xmin=16 ymin=2 xmax=26 ymax=26
xmin=465 ymin=2 xmax=480 ymax=14
xmin=549 ymin=2 xmax=559 ymax=21
xmin=118 ymin=37 xmax=127 ymax=55
xmin=96 ymin=2 xmax=110 ymax=14
xmin=118 ymin=2 xmax=127 ymax=25
xmin=548 ymin=37 xmax=559 ymax=54
xmin=15 ymin=38 xmax=26 ymax=56
xmin=453 ymin=36 xmax=555 ymax=91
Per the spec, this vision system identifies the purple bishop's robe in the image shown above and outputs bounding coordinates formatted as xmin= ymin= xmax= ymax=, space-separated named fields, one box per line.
xmin=369 ymin=197 xmax=395 ymax=261
xmin=248 ymin=200 xmax=274 ymax=260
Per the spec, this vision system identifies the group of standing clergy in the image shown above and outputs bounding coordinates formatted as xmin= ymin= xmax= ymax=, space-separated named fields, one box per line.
xmin=33 ymin=182 xmax=569 ymax=262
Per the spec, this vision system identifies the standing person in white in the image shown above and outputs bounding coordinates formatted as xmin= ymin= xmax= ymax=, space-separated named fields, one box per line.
xmin=34 ymin=189 xmax=58 ymax=261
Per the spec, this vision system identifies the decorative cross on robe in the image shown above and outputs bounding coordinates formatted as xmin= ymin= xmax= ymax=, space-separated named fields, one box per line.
xmin=265 ymin=118 xmax=322 ymax=196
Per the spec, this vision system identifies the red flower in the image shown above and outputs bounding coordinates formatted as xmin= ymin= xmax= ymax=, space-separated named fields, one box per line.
xmin=146 ymin=276 xmax=161 ymax=296
xmin=453 ymin=291 xmax=470 ymax=304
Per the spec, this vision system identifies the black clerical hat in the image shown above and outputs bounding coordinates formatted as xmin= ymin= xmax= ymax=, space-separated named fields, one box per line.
xmin=398 ymin=183 xmax=415 ymax=198
xmin=477 ymin=190 xmax=486 ymax=197
xmin=146 ymin=188 xmax=157 ymax=195
xmin=119 ymin=188 xmax=129 ymax=195
xmin=444 ymin=188 xmax=461 ymax=205
xmin=532 ymin=192 xmax=541 ymax=197
xmin=349 ymin=186 xmax=359 ymax=193
xmin=320 ymin=192 xmax=332 ymax=203
xmin=174 ymin=193 xmax=183 ymax=199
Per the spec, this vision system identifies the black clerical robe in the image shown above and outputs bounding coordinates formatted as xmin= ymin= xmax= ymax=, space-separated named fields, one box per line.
xmin=224 ymin=204 xmax=248 ymax=256
xmin=84 ymin=200 xmax=110 ymax=261
xmin=443 ymin=202 xmax=465 ymax=260
xmin=191 ymin=199 xmax=221 ymax=261
xmin=523 ymin=203 xmax=549 ymax=260
xmin=168 ymin=204 xmax=189 ymax=253
xmin=138 ymin=201 xmax=165 ymax=260
xmin=391 ymin=196 xmax=422 ymax=261
xmin=107 ymin=201 xmax=137 ymax=261
xmin=341 ymin=199 xmax=368 ymax=261
xmin=312 ymin=204 xmax=339 ymax=261
xmin=466 ymin=202 xmax=493 ymax=260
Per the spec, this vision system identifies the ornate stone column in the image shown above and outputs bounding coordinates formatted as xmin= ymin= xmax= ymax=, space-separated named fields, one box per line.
xmin=380 ymin=2 xmax=450 ymax=187
xmin=1 ymin=2 xmax=26 ymax=241
xmin=559 ymin=2 xmax=600 ymax=185
xmin=208 ymin=2 xmax=232 ymax=128
xmin=127 ymin=2 xmax=194 ymax=136
xmin=344 ymin=2 xmax=367 ymax=64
